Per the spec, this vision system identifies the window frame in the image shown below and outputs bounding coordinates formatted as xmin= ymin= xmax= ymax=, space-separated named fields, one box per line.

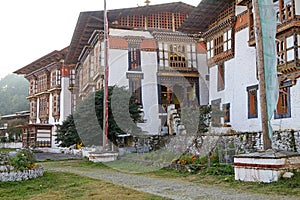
xmin=247 ymin=85 xmax=258 ymax=119
xmin=274 ymin=81 xmax=292 ymax=119
xmin=128 ymin=45 xmax=141 ymax=71
xmin=217 ymin=63 xmax=225 ymax=91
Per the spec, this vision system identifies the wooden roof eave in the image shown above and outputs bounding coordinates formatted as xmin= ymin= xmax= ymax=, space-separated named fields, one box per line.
xmin=14 ymin=47 xmax=68 ymax=75
xmin=180 ymin=0 xmax=235 ymax=34
xmin=65 ymin=2 xmax=195 ymax=65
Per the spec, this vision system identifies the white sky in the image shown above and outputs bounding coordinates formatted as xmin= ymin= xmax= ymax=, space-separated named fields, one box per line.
xmin=0 ymin=0 xmax=199 ymax=79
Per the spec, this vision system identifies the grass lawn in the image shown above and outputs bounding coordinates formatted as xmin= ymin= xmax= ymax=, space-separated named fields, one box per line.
xmin=0 ymin=171 xmax=168 ymax=200
xmin=42 ymin=159 xmax=300 ymax=198
xmin=0 ymin=148 xmax=17 ymax=152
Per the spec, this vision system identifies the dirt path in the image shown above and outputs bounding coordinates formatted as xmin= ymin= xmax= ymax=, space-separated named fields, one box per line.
xmin=42 ymin=161 xmax=297 ymax=200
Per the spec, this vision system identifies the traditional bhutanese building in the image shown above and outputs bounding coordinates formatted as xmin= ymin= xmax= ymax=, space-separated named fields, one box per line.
xmin=14 ymin=47 xmax=72 ymax=148
xmin=181 ymin=0 xmax=300 ymax=132
xmin=65 ymin=2 xmax=209 ymax=135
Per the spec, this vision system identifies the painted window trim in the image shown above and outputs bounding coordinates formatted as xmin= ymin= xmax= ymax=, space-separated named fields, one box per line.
xmin=274 ymin=81 xmax=292 ymax=119
xmin=247 ymin=85 xmax=258 ymax=119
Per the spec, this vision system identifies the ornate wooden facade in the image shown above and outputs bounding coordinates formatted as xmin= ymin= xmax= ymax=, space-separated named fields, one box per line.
xmin=65 ymin=2 xmax=207 ymax=135
xmin=14 ymin=47 xmax=71 ymax=148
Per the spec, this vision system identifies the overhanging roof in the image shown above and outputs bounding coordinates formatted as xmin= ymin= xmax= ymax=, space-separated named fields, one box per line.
xmin=65 ymin=2 xmax=195 ymax=65
xmin=14 ymin=47 xmax=68 ymax=75
xmin=180 ymin=0 xmax=235 ymax=34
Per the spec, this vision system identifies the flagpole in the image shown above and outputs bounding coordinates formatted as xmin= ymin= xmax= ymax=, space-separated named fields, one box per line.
xmin=103 ymin=0 xmax=109 ymax=150
xmin=252 ymin=0 xmax=272 ymax=150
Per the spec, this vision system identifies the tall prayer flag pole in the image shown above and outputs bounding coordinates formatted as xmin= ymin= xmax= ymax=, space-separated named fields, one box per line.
xmin=103 ymin=0 xmax=109 ymax=149
xmin=252 ymin=0 xmax=278 ymax=150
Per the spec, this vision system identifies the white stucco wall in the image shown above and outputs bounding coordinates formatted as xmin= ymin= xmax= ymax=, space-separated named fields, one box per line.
xmin=210 ymin=28 xmax=261 ymax=132
xmin=295 ymin=0 xmax=300 ymax=15
xmin=210 ymin=26 xmax=300 ymax=132
xmin=108 ymin=45 xmax=160 ymax=135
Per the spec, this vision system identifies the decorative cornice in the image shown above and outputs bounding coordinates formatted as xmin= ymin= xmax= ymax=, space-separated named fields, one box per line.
xmin=203 ymin=16 xmax=237 ymax=39
xmin=152 ymin=31 xmax=196 ymax=43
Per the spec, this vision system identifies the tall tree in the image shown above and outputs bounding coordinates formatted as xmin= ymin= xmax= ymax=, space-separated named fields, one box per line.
xmin=56 ymin=86 xmax=142 ymax=147
xmin=0 ymin=74 xmax=29 ymax=115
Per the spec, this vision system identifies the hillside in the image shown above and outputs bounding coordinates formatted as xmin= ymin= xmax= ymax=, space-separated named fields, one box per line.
xmin=0 ymin=74 xmax=29 ymax=115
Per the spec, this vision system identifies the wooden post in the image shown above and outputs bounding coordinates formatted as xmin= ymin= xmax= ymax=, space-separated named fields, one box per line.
xmin=252 ymin=0 xmax=272 ymax=150
xmin=103 ymin=0 xmax=109 ymax=151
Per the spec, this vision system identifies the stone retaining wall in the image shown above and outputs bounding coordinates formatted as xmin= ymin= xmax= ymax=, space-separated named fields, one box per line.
xmin=0 ymin=142 xmax=22 ymax=149
xmin=0 ymin=167 xmax=44 ymax=182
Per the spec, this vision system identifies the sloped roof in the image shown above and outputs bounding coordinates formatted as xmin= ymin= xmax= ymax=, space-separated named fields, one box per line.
xmin=65 ymin=2 xmax=195 ymax=65
xmin=180 ymin=0 xmax=234 ymax=34
xmin=14 ymin=47 xmax=68 ymax=75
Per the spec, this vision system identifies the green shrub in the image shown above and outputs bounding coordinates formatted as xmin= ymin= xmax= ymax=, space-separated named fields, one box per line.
xmin=10 ymin=149 xmax=36 ymax=171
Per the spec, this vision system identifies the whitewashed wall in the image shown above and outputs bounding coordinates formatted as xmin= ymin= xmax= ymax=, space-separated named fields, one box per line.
xmin=108 ymin=49 xmax=161 ymax=135
xmin=210 ymin=26 xmax=300 ymax=132
xmin=209 ymin=28 xmax=260 ymax=132
xmin=295 ymin=0 xmax=300 ymax=15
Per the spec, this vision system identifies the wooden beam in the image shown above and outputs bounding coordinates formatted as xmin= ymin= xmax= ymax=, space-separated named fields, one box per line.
xmin=252 ymin=0 xmax=272 ymax=150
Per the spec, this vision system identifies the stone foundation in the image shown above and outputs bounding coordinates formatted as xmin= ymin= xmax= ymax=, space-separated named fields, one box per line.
xmin=0 ymin=167 xmax=44 ymax=182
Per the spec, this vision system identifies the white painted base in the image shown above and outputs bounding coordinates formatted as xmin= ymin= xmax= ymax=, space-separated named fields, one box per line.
xmin=89 ymin=152 xmax=118 ymax=162
xmin=234 ymin=150 xmax=300 ymax=183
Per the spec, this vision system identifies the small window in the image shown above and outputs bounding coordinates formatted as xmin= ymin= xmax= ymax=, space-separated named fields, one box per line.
xmin=247 ymin=85 xmax=258 ymax=119
xmin=275 ymin=83 xmax=291 ymax=119
xmin=223 ymin=103 xmax=230 ymax=123
xmin=217 ymin=63 xmax=225 ymax=91
xmin=128 ymin=45 xmax=141 ymax=71
xmin=127 ymin=73 xmax=144 ymax=105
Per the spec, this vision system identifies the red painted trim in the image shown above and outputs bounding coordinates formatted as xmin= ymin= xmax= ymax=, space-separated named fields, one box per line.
xmin=234 ymin=162 xmax=285 ymax=169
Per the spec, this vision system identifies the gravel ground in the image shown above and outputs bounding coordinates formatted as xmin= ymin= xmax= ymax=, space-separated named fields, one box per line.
xmin=41 ymin=159 xmax=298 ymax=200
xmin=35 ymin=152 xmax=81 ymax=161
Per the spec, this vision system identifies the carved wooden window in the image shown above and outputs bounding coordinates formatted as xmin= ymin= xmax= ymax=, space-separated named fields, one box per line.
xmin=30 ymin=100 xmax=37 ymax=123
xmin=248 ymin=4 xmax=255 ymax=42
xmin=127 ymin=73 xmax=143 ymax=105
xmin=217 ymin=63 xmax=225 ymax=91
xmin=275 ymin=82 xmax=291 ymax=119
xmin=128 ymin=45 xmax=141 ymax=71
xmin=89 ymin=50 xmax=95 ymax=78
xmin=69 ymin=68 xmax=76 ymax=87
xmin=29 ymin=79 xmax=36 ymax=95
xmin=39 ymin=95 xmax=49 ymax=123
xmin=274 ymin=0 xmax=294 ymax=23
xmin=207 ymin=29 xmax=232 ymax=59
xmin=223 ymin=103 xmax=230 ymax=123
xmin=247 ymin=85 xmax=258 ymax=119
xmin=52 ymin=93 xmax=60 ymax=122
xmin=158 ymin=42 xmax=169 ymax=69
xmin=169 ymin=44 xmax=187 ymax=68
xmin=276 ymin=33 xmax=298 ymax=73
xmin=50 ymin=70 xmax=61 ymax=88
xmin=37 ymin=74 xmax=48 ymax=93
xmin=100 ymin=41 xmax=105 ymax=67
xmin=187 ymin=44 xmax=197 ymax=68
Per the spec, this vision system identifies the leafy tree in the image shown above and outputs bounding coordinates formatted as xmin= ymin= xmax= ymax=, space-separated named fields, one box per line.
xmin=0 ymin=74 xmax=29 ymax=115
xmin=55 ymin=115 xmax=81 ymax=147
xmin=56 ymin=86 xmax=142 ymax=147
